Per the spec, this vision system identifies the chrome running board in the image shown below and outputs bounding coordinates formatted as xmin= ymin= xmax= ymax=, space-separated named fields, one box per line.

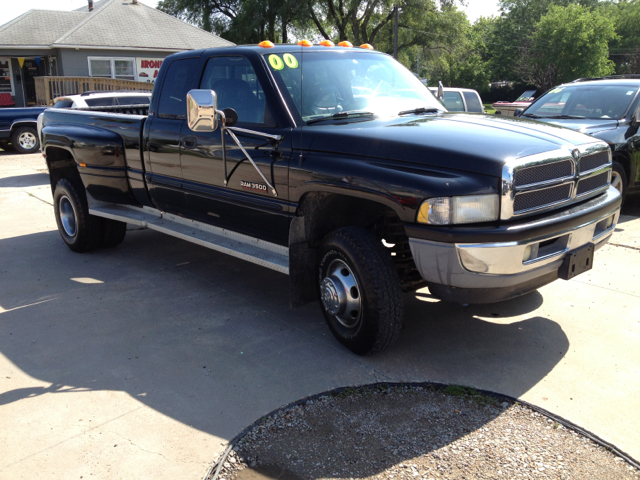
xmin=88 ymin=200 xmax=289 ymax=275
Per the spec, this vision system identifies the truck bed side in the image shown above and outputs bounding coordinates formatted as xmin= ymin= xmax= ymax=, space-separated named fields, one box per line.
xmin=41 ymin=108 xmax=149 ymax=206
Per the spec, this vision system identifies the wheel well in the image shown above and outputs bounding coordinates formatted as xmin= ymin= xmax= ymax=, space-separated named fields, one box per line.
xmin=295 ymin=192 xmax=426 ymax=292
xmin=612 ymin=152 xmax=631 ymax=188
xmin=10 ymin=122 xmax=37 ymax=136
xmin=45 ymin=146 xmax=81 ymax=193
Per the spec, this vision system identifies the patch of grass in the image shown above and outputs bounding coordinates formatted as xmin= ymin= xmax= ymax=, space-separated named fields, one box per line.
xmin=483 ymin=103 xmax=496 ymax=114
xmin=443 ymin=385 xmax=500 ymax=407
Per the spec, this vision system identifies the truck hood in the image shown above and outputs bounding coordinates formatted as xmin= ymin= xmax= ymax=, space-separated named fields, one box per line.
xmin=305 ymin=113 xmax=601 ymax=177
xmin=525 ymin=117 xmax=619 ymax=136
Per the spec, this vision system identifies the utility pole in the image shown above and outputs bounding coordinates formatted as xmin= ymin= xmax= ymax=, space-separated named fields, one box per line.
xmin=393 ymin=5 xmax=398 ymax=60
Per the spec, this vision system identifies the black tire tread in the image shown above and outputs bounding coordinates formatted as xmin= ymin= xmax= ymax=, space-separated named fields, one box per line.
xmin=101 ymin=218 xmax=127 ymax=248
xmin=53 ymin=178 xmax=103 ymax=252
xmin=320 ymin=227 xmax=403 ymax=354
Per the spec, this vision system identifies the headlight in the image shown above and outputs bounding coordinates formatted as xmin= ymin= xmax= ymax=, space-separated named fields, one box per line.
xmin=417 ymin=194 xmax=499 ymax=225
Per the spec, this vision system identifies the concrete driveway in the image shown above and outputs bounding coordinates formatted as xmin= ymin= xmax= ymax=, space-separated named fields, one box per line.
xmin=1 ymin=152 xmax=639 ymax=479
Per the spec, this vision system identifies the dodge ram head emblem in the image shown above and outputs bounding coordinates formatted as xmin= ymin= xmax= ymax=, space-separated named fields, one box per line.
xmin=571 ymin=149 xmax=581 ymax=161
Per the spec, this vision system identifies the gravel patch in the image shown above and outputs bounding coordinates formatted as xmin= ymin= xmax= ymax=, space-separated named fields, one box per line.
xmin=212 ymin=386 xmax=639 ymax=480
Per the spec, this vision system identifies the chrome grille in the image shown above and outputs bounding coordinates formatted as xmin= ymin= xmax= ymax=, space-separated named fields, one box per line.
xmin=577 ymin=172 xmax=609 ymax=196
xmin=513 ymin=184 xmax=573 ymax=213
xmin=501 ymin=143 xmax=612 ymax=220
xmin=579 ymin=151 xmax=610 ymax=173
xmin=513 ymin=160 xmax=573 ymax=186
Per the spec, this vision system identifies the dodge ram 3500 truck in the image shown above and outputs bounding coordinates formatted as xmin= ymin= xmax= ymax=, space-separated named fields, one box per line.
xmin=40 ymin=44 xmax=622 ymax=354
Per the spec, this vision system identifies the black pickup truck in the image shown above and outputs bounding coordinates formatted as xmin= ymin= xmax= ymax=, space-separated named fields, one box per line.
xmin=40 ymin=45 xmax=621 ymax=354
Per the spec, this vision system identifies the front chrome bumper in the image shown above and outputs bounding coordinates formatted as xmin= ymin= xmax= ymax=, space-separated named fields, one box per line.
xmin=408 ymin=186 xmax=621 ymax=300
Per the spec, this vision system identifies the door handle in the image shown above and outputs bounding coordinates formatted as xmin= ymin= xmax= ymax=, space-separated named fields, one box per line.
xmin=182 ymin=136 xmax=197 ymax=149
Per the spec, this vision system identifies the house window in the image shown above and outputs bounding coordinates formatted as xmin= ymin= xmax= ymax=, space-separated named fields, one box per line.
xmin=88 ymin=57 xmax=136 ymax=81
xmin=0 ymin=58 xmax=14 ymax=95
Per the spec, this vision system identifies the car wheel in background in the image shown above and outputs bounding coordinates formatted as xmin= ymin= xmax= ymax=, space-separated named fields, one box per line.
xmin=317 ymin=227 xmax=403 ymax=355
xmin=611 ymin=161 xmax=627 ymax=203
xmin=11 ymin=126 xmax=40 ymax=154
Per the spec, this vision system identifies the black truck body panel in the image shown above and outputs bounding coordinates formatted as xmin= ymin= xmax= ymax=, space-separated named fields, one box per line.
xmin=40 ymin=45 xmax=621 ymax=310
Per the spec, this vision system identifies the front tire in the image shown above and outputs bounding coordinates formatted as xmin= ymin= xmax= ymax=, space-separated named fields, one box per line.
xmin=11 ymin=126 xmax=39 ymax=154
xmin=53 ymin=178 xmax=103 ymax=252
xmin=317 ymin=227 xmax=403 ymax=355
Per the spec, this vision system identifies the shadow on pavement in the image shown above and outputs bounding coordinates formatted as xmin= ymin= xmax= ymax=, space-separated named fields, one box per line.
xmin=0 ymin=173 xmax=50 ymax=188
xmin=0 ymin=227 xmax=569 ymax=474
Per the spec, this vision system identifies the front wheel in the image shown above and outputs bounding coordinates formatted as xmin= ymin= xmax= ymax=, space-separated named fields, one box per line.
xmin=11 ymin=126 xmax=39 ymax=154
xmin=317 ymin=227 xmax=403 ymax=355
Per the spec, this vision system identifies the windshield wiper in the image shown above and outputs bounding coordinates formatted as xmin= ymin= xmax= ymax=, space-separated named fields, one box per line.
xmin=548 ymin=115 xmax=586 ymax=119
xmin=398 ymin=107 xmax=441 ymax=116
xmin=307 ymin=111 xmax=375 ymax=125
xmin=521 ymin=113 xmax=541 ymax=118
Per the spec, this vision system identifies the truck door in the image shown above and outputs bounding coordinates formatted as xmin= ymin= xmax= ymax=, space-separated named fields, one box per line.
xmin=180 ymin=54 xmax=293 ymax=245
xmin=145 ymin=57 xmax=199 ymax=214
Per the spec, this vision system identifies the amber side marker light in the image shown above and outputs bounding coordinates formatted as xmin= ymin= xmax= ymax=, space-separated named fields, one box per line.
xmin=360 ymin=43 xmax=374 ymax=49
xmin=338 ymin=41 xmax=353 ymax=47
xmin=258 ymin=40 xmax=274 ymax=48
xmin=298 ymin=40 xmax=313 ymax=47
xmin=79 ymin=163 xmax=87 ymax=167
xmin=319 ymin=40 xmax=335 ymax=47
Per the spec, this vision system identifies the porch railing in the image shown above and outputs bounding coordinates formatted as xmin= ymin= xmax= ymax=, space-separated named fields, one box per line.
xmin=35 ymin=76 xmax=154 ymax=106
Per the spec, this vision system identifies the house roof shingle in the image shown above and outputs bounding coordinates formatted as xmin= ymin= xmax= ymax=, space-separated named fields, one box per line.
xmin=0 ymin=10 xmax=88 ymax=47
xmin=0 ymin=0 xmax=233 ymax=51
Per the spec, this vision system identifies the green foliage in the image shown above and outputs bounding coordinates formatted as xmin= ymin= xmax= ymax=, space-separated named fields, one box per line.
xmin=526 ymin=4 xmax=616 ymax=88
xmin=606 ymin=0 xmax=640 ymax=74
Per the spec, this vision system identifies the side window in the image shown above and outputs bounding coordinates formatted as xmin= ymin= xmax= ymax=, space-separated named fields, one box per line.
xmin=200 ymin=56 xmax=271 ymax=126
xmin=463 ymin=91 xmax=483 ymax=113
xmin=157 ymin=58 xmax=200 ymax=119
xmin=443 ymin=91 xmax=464 ymax=112
xmin=86 ymin=97 xmax=116 ymax=107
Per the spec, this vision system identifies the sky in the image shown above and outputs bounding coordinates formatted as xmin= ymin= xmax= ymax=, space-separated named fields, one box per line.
xmin=1 ymin=0 xmax=501 ymax=28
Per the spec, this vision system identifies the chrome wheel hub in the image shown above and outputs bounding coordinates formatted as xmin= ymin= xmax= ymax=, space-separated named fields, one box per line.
xmin=59 ymin=195 xmax=77 ymax=237
xmin=320 ymin=259 xmax=361 ymax=328
xmin=18 ymin=132 xmax=37 ymax=150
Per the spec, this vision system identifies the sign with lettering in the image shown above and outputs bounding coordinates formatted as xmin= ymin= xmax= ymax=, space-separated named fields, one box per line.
xmin=135 ymin=58 xmax=164 ymax=83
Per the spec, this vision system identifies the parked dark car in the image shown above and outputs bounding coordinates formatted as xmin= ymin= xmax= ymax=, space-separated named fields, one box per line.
xmin=519 ymin=76 xmax=640 ymax=201
xmin=0 ymin=107 xmax=46 ymax=153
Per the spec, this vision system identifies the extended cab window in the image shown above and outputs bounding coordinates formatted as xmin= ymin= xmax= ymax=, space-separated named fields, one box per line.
xmin=157 ymin=58 xmax=200 ymax=119
xmin=86 ymin=97 xmax=115 ymax=107
xmin=200 ymin=56 xmax=271 ymax=125
xmin=462 ymin=91 xmax=483 ymax=113
xmin=443 ymin=92 xmax=464 ymax=112
xmin=116 ymin=96 xmax=151 ymax=105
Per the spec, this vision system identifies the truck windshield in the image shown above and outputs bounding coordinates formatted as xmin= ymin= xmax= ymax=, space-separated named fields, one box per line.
xmin=525 ymin=84 xmax=639 ymax=119
xmin=264 ymin=51 xmax=443 ymax=123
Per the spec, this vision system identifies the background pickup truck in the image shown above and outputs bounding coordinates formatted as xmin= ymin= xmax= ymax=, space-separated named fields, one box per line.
xmin=40 ymin=45 xmax=621 ymax=354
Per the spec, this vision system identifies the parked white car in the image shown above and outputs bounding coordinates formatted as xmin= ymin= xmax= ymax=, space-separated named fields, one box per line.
xmin=429 ymin=87 xmax=485 ymax=113
xmin=53 ymin=91 xmax=151 ymax=109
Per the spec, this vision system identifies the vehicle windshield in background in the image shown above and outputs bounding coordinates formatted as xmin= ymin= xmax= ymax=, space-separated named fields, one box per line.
xmin=265 ymin=51 xmax=443 ymax=123
xmin=516 ymin=90 xmax=537 ymax=102
xmin=525 ymin=85 xmax=639 ymax=119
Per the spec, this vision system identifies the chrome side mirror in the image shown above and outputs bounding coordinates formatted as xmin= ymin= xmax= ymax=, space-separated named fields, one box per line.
xmin=514 ymin=108 xmax=524 ymax=117
xmin=187 ymin=89 xmax=218 ymax=132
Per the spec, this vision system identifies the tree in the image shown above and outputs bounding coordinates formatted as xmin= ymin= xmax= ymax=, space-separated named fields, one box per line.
xmin=606 ymin=0 xmax=640 ymax=74
xmin=514 ymin=4 xmax=616 ymax=90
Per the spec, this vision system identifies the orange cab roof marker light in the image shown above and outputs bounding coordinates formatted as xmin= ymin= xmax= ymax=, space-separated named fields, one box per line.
xmin=258 ymin=40 xmax=275 ymax=48
xmin=298 ymin=40 xmax=313 ymax=47
xmin=360 ymin=43 xmax=374 ymax=49
xmin=319 ymin=40 xmax=335 ymax=47
xmin=338 ymin=41 xmax=353 ymax=47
